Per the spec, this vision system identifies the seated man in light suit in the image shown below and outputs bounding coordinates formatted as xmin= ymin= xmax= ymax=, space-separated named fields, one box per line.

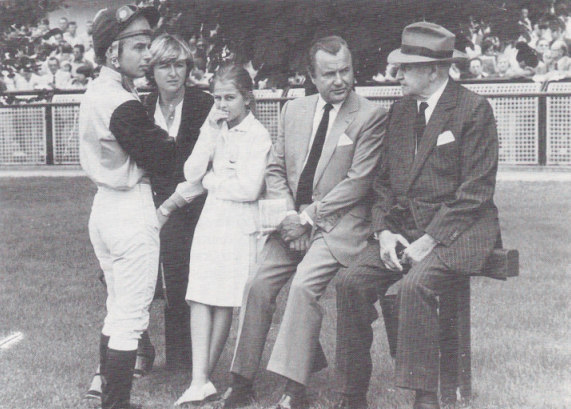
xmin=334 ymin=22 xmax=501 ymax=409
xmin=220 ymin=36 xmax=387 ymax=409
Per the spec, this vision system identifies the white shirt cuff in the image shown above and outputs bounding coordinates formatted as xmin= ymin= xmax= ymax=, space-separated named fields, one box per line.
xmin=300 ymin=211 xmax=314 ymax=226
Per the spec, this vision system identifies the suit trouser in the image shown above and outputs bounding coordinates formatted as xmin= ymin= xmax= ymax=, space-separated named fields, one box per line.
xmin=335 ymin=241 xmax=461 ymax=395
xmin=159 ymin=207 xmax=199 ymax=368
xmin=231 ymin=233 xmax=340 ymax=386
xmin=89 ymin=184 xmax=159 ymax=351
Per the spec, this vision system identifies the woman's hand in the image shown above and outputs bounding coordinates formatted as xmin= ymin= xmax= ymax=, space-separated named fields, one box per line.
xmin=156 ymin=207 xmax=169 ymax=230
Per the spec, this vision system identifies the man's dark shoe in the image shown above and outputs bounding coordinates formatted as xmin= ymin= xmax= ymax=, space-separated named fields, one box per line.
xmin=220 ymin=386 xmax=256 ymax=409
xmin=333 ymin=394 xmax=368 ymax=409
xmin=270 ymin=393 xmax=309 ymax=409
xmin=413 ymin=390 xmax=440 ymax=409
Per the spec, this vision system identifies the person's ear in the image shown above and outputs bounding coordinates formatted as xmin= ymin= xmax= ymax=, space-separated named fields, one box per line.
xmin=429 ymin=65 xmax=439 ymax=81
xmin=106 ymin=43 xmax=120 ymax=68
xmin=308 ymin=70 xmax=316 ymax=85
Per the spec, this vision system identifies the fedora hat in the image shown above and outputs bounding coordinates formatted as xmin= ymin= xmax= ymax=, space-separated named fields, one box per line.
xmin=388 ymin=22 xmax=467 ymax=64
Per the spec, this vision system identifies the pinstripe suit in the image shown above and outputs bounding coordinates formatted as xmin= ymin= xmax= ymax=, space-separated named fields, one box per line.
xmin=335 ymin=79 xmax=500 ymax=396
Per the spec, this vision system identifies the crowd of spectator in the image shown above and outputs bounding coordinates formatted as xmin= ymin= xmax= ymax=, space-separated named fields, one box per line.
xmin=375 ymin=5 xmax=571 ymax=87
xmin=5 ymin=1 xmax=571 ymax=101
xmin=0 ymin=15 xmax=97 ymax=96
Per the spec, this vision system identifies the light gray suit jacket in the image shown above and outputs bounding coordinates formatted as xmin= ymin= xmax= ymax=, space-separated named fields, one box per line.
xmin=265 ymin=91 xmax=387 ymax=266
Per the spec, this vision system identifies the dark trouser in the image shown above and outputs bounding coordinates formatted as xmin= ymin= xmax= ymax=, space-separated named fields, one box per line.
xmin=159 ymin=206 xmax=201 ymax=369
xmin=335 ymin=241 xmax=461 ymax=396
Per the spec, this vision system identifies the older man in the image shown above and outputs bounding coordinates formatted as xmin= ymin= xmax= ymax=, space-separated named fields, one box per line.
xmin=221 ymin=36 xmax=387 ymax=409
xmin=334 ymin=22 xmax=500 ymax=409
xmin=79 ymin=5 xmax=175 ymax=408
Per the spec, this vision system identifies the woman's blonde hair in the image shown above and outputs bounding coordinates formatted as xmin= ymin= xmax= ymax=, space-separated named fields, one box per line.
xmin=147 ymin=33 xmax=193 ymax=87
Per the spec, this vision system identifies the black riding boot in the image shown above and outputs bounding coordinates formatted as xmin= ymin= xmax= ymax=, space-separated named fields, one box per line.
xmin=101 ymin=348 xmax=137 ymax=409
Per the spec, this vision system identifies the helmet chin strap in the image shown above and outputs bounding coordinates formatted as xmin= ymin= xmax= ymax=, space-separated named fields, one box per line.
xmin=107 ymin=41 xmax=121 ymax=69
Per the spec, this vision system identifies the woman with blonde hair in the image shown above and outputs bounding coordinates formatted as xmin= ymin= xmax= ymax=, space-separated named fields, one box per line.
xmin=146 ymin=33 xmax=213 ymax=371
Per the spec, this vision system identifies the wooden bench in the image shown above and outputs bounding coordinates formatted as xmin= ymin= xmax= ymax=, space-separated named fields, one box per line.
xmin=379 ymin=247 xmax=519 ymax=404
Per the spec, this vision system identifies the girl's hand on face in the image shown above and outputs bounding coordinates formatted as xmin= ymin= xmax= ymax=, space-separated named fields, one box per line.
xmin=208 ymin=106 xmax=230 ymax=129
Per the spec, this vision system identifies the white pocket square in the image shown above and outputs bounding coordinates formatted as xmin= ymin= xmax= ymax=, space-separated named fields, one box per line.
xmin=437 ymin=131 xmax=455 ymax=146
xmin=337 ymin=133 xmax=353 ymax=147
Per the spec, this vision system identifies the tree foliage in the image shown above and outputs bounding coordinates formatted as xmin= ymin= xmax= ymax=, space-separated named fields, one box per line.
xmin=162 ymin=0 xmax=566 ymax=83
xmin=5 ymin=0 xmax=568 ymax=84
xmin=0 ymin=0 xmax=65 ymax=33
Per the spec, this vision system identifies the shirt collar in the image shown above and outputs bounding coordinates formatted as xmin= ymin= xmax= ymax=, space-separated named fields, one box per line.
xmin=418 ymin=78 xmax=448 ymax=110
xmin=225 ymin=111 xmax=255 ymax=133
xmin=99 ymin=66 xmax=123 ymax=84
xmin=98 ymin=66 xmax=138 ymax=98
xmin=316 ymin=95 xmax=344 ymax=114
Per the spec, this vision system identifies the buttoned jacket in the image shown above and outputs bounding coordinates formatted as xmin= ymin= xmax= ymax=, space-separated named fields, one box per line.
xmin=266 ymin=91 xmax=387 ymax=266
xmin=372 ymin=79 xmax=501 ymax=273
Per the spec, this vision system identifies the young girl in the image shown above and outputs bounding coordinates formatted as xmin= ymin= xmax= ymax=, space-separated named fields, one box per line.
xmin=157 ymin=65 xmax=272 ymax=405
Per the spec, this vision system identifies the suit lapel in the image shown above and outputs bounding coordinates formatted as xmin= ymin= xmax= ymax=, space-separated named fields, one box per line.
xmin=394 ymin=99 xmax=417 ymax=178
xmin=294 ymin=95 xmax=318 ymax=177
xmin=406 ymin=80 xmax=458 ymax=191
xmin=313 ymin=92 xmax=358 ymax=187
xmin=177 ymin=90 xmax=193 ymax=146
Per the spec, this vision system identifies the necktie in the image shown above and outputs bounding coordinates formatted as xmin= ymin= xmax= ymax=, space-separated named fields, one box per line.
xmin=415 ymin=102 xmax=428 ymax=154
xmin=295 ymin=103 xmax=333 ymax=211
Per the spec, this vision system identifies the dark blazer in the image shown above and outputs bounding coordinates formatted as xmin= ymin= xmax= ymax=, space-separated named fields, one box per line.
xmin=145 ymin=86 xmax=213 ymax=209
xmin=371 ymin=79 xmax=500 ymax=274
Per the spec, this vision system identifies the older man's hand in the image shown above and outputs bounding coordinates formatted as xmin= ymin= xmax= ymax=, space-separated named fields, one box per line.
xmin=379 ymin=230 xmax=410 ymax=271
xmin=279 ymin=213 xmax=308 ymax=242
xmin=401 ymin=234 xmax=438 ymax=266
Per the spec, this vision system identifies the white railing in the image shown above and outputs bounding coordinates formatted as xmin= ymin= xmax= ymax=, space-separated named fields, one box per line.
xmin=1 ymin=82 xmax=571 ymax=166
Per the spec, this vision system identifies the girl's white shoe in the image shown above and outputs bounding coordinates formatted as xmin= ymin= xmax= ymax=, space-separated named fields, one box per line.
xmin=174 ymin=381 xmax=217 ymax=406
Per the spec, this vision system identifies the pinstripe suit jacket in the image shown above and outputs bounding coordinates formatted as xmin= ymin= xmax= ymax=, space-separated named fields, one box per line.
xmin=371 ymin=79 xmax=500 ymax=274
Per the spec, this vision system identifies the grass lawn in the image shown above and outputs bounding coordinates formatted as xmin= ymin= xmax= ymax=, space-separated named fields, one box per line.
xmin=0 ymin=177 xmax=570 ymax=409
